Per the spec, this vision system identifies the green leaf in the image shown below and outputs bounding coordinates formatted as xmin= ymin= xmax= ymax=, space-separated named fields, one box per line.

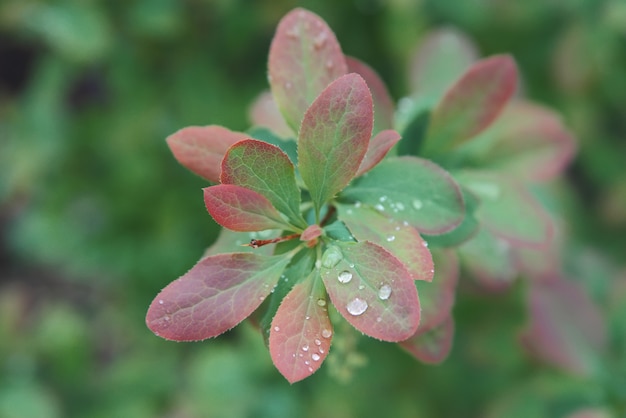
xmin=268 ymin=8 xmax=348 ymax=132
xmin=323 ymin=220 xmax=356 ymax=242
xmin=423 ymin=186 xmax=479 ymax=247
xmin=397 ymin=109 xmax=430 ymax=157
xmin=146 ymin=252 xmax=292 ymax=341
xmin=221 ymin=139 xmax=306 ymax=228
xmin=299 ymin=73 xmax=373 ymax=213
xmin=336 ymin=203 xmax=434 ymax=281
xmin=340 ymin=156 xmax=464 ymax=234
xmin=356 ymin=130 xmax=401 ymax=177
xmin=398 ymin=314 xmax=454 ymax=364
xmin=269 ymin=270 xmax=333 ymax=383
xmin=320 ymin=241 xmax=420 ymax=342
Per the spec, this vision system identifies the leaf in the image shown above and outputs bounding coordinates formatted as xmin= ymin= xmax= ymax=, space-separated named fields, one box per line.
xmin=203 ymin=228 xmax=276 ymax=257
xmin=320 ymin=241 xmax=420 ymax=342
xmin=422 ymin=186 xmax=479 ymax=247
xmin=248 ymin=91 xmax=294 ymax=139
xmin=166 ymin=125 xmax=248 ymax=182
xmin=269 ymin=270 xmax=333 ymax=383
xmin=336 ymin=203 xmax=434 ymax=282
xmin=298 ymin=73 xmax=373 ymax=212
xmin=399 ymin=314 xmax=454 ymax=364
xmin=268 ymin=8 xmax=348 ymax=132
xmin=323 ymin=220 xmax=356 ymax=242
xmin=346 ymin=56 xmax=395 ymax=134
xmin=146 ymin=252 xmax=292 ymax=341
xmin=247 ymin=126 xmax=298 ymax=166
xmin=340 ymin=156 xmax=464 ymax=234
xmin=300 ymin=224 xmax=322 ymax=242
xmin=221 ymin=139 xmax=306 ymax=228
xmin=519 ymin=276 xmax=607 ymax=376
xmin=356 ymin=129 xmax=401 ymax=177
xmin=203 ymin=184 xmax=291 ymax=232
xmin=422 ymin=55 xmax=518 ymax=156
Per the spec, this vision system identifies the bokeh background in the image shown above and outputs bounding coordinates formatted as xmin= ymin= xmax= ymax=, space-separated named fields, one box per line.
xmin=1 ymin=0 xmax=625 ymax=417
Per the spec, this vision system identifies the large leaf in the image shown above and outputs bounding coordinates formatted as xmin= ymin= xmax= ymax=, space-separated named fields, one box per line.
xmin=422 ymin=55 xmax=518 ymax=156
xmin=221 ymin=139 xmax=306 ymax=228
xmin=399 ymin=314 xmax=454 ymax=364
xmin=356 ymin=129 xmax=401 ymax=177
xmin=146 ymin=253 xmax=291 ymax=341
xmin=298 ymin=73 xmax=373 ymax=212
xmin=336 ymin=203 xmax=434 ymax=282
xmin=166 ymin=125 xmax=247 ymax=182
xmin=268 ymin=8 xmax=348 ymax=132
xmin=340 ymin=156 xmax=464 ymax=234
xmin=203 ymin=184 xmax=291 ymax=232
xmin=320 ymin=241 xmax=420 ymax=341
xmin=269 ymin=270 xmax=333 ymax=383
xmin=248 ymin=91 xmax=294 ymax=139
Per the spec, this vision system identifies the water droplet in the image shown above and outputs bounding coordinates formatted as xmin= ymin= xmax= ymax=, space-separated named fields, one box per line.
xmin=315 ymin=260 xmax=322 ymax=269
xmin=422 ymin=241 xmax=429 ymax=247
xmin=158 ymin=299 xmax=164 ymax=305
xmin=346 ymin=298 xmax=368 ymax=316
xmin=302 ymin=345 xmax=309 ymax=352
xmin=412 ymin=199 xmax=423 ymax=210
xmin=374 ymin=203 xmax=385 ymax=211
xmin=285 ymin=81 xmax=292 ymax=90
xmin=314 ymin=339 xmax=322 ymax=346
xmin=321 ymin=246 xmax=343 ymax=268
xmin=274 ymin=326 xmax=280 ymax=332
xmin=305 ymin=316 xmax=310 ymax=320
xmin=337 ymin=270 xmax=353 ymax=284
xmin=319 ymin=348 xmax=325 ymax=354
xmin=321 ymin=329 xmax=332 ymax=338
xmin=308 ymin=366 xmax=314 ymax=372
xmin=346 ymin=209 xmax=353 ymax=215
xmin=395 ymin=202 xmax=405 ymax=211
xmin=376 ymin=317 xmax=382 ymax=322
xmin=394 ymin=226 xmax=401 ymax=231
xmin=379 ymin=196 xmax=388 ymax=202
xmin=286 ymin=28 xmax=299 ymax=39
xmin=312 ymin=353 xmax=321 ymax=361
xmin=305 ymin=360 xmax=310 ymax=365
xmin=355 ymin=201 xmax=362 ymax=208
xmin=358 ymin=284 xmax=365 ymax=290
xmin=349 ymin=263 xmax=355 ymax=268
xmin=378 ymin=284 xmax=392 ymax=300
xmin=325 ymin=59 xmax=333 ymax=70
xmin=386 ymin=235 xmax=396 ymax=242
xmin=314 ymin=32 xmax=328 ymax=49
xmin=317 ymin=298 xmax=326 ymax=307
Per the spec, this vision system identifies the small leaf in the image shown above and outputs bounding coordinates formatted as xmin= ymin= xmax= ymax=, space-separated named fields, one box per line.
xmin=399 ymin=314 xmax=454 ymax=364
xmin=415 ymin=248 xmax=459 ymax=330
xmin=298 ymin=73 xmax=373 ymax=212
xmin=320 ymin=241 xmax=420 ymax=342
xmin=203 ymin=184 xmax=291 ymax=232
xmin=340 ymin=156 xmax=464 ymax=234
xmin=221 ymin=139 xmax=306 ymax=228
xmin=356 ymin=129 xmax=402 ymax=177
xmin=336 ymin=203 xmax=434 ymax=282
xmin=346 ymin=56 xmax=395 ymax=134
xmin=422 ymin=55 xmax=518 ymax=156
xmin=146 ymin=252 xmax=291 ymax=341
xmin=248 ymin=91 xmax=294 ymax=139
xmin=300 ymin=224 xmax=322 ymax=242
xmin=269 ymin=270 xmax=333 ymax=383
xmin=268 ymin=8 xmax=348 ymax=132
xmin=166 ymin=125 xmax=247 ymax=182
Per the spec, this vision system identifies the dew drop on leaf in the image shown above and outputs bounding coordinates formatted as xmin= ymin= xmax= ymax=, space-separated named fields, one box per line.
xmin=312 ymin=353 xmax=321 ymax=361
xmin=386 ymin=235 xmax=396 ymax=242
xmin=314 ymin=339 xmax=322 ymax=346
xmin=158 ymin=300 xmax=164 ymax=305
xmin=302 ymin=344 xmax=309 ymax=352
xmin=322 ymin=246 xmax=343 ymax=268
xmin=412 ymin=199 xmax=423 ymax=210
xmin=317 ymin=298 xmax=327 ymax=307
xmin=378 ymin=284 xmax=392 ymax=300
xmin=346 ymin=298 xmax=368 ymax=316
xmin=321 ymin=329 xmax=332 ymax=338
xmin=337 ymin=270 xmax=353 ymax=284
xmin=274 ymin=326 xmax=280 ymax=332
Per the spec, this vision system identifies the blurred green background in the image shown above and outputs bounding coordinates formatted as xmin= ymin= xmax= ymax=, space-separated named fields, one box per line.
xmin=1 ymin=0 xmax=625 ymax=417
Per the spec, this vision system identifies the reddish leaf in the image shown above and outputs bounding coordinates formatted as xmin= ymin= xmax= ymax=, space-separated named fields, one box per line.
xmin=320 ymin=241 xmax=420 ymax=342
xmin=415 ymin=249 xmax=459 ymax=330
xmin=346 ymin=56 xmax=395 ymax=134
xmin=299 ymin=73 xmax=373 ymax=210
xmin=399 ymin=314 xmax=454 ymax=364
xmin=268 ymin=8 xmax=348 ymax=131
xmin=221 ymin=139 xmax=305 ymax=228
xmin=269 ymin=270 xmax=332 ymax=383
xmin=520 ymin=276 xmax=607 ymax=376
xmin=300 ymin=224 xmax=322 ymax=242
xmin=146 ymin=253 xmax=292 ymax=341
xmin=248 ymin=90 xmax=294 ymax=139
xmin=336 ymin=203 xmax=434 ymax=282
xmin=166 ymin=125 xmax=247 ymax=182
xmin=423 ymin=55 xmax=518 ymax=155
xmin=356 ymin=129 xmax=402 ymax=177
xmin=203 ymin=184 xmax=290 ymax=232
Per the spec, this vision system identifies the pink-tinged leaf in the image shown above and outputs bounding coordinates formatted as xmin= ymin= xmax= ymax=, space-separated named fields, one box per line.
xmin=320 ymin=241 xmax=420 ymax=342
xmin=221 ymin=139 xmax=305 ymax=228
xmin=269 ymin=270 xmax=332 ymax=383
xmin=203 ymin=184 xmax=289 ymax=232
xmin=146 ymin=253 xmax=292 ymax=341
xmin=512 ymin=235 xmax=563 ymax=280
xmin=409 ymin=27 xmax=479 ymax=99
xmin=203 ymin=228 xmax=275 ymax=257
xmin=336 ymin=203 xmax=434 ymax=282
xmin=423 ymin=55 xmax=518 ymax=155
xmin=346 ymin=56 xmax=395 ymax=134
xmin=299 ymin=73 xmax=373 ymax=210
xmin=248 ymin=91 xmax=294 ymax=139
xmin=415 ymin=249 xmax=459 ymax=330
xmin=519 ymin=276 xmax=607 ymax=376
xmin=166 ymin=125 xmax=248 ymax=183
xmin=399 ymin=314 xmax=454 ymax=364
xmin=300 ymin=224 xmax=322 ymax=242
xmin=356 ymin=129 xmax=401 ymax=177
xmin=268 ymin=8 xmax=348 ymax=132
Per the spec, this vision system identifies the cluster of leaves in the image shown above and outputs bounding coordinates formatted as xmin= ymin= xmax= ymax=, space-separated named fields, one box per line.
xmin=146 ymin=8 xmax=598 ymax=383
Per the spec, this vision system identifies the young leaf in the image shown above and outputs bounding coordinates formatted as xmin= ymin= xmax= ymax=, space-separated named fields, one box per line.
xmin=299 ymin=73 xmax=373 ymax=211
xmin=340 ymin=156 xmax=464 ymax=234
xmin=269 ymin=270 xmax=333 ymax=383
xmin=166 ymin=125 xmax=248 ymax=183
xmin=300 ymin=224 xmax=322 ymax=242
xmin=356 ymin=129 xmax=402 ymax=177
xmin=422 ymin=55 xmax=518 ymax=156
xmin=248 ymin=91 xmax=294 ymax=139
xmin=221 ymin=139 xmax=306 ymax=228
xmin=146 ymin=252 xmax=292 ymax=341
xmin=320 ymin=241 xmax=420 ymax=342
xmin=336 ymin=203 xmax=434 ymax=282
xmin=203 ymin=184 xmax=291 ymax=232
xmin=268 ymin=8 xmax=348 ymax=132
xmin=399 ymin=314 xmax=454 ymax=364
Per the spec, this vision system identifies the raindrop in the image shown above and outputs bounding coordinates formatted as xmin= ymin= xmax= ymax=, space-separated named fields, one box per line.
xmin=274 ymin=326 xmax=280 ymax=332
xmin=337 ymin=270 xmax=353 ymax=284
xmin=314 ymin=32 xmax=328 ymax=49
xmin=379 ymin=196 xmax=388 ymax=202
xmin=386 ymin=235 xmax=396 ymax=242
xmin=395 ymin=202 xmax=405 ymax=211
xmin=412 ymin=199 xmax=423 ymax=210
xmin=346 ymin=298 xmax=368 ymax=316
xmin=312 ymin=353 xmax=321 ymax=361
xmin=158 ymin=300 xmax=164 ymax=305
xmin=349 ymin=263 xmax=355 ymax=268
xmin=308 ymin=367 xmax=314 ymax=372
xmin=164 ymin=316 xmax=170 ymax=321
xmin=314 ymin=339 xmax=322 ymax=346
xmin=315 ymin=260 xmax=322 ymax=269
xmin=302 ymin=345 xmax=309 ymax=352
xmin=321 ymin=246 xmax=343 ymax=268
xmin=346 ymin=209 xmax=353 ymax=215
xmin=317 ymin=299 xmax=326 ymax=307
xmin=305 ymin=360 xmax=310 ymax=365
xmin=355 ymin=201 xmax=362 ymax=208
xmin=422 ymin=241 xmax=429 ymax=247
xmin=358 ymin=285 xmax=365 ymax=290
xmin=394 ymin=226 xmax=401 ymax=231
xmin=319 ymin=348 xmax=325 ymax=354
xmin=305 ymin=316 xmax=310 ymax=320
xmin=376 ymin=317 xmax=382 ymax=323
xmin=378 ymin=284 xmax=392 ymax=300
xmin=321 ymin=329 xmax=332 ymax=338
xmin=374 ymin=203 xmax=385 ymax=211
